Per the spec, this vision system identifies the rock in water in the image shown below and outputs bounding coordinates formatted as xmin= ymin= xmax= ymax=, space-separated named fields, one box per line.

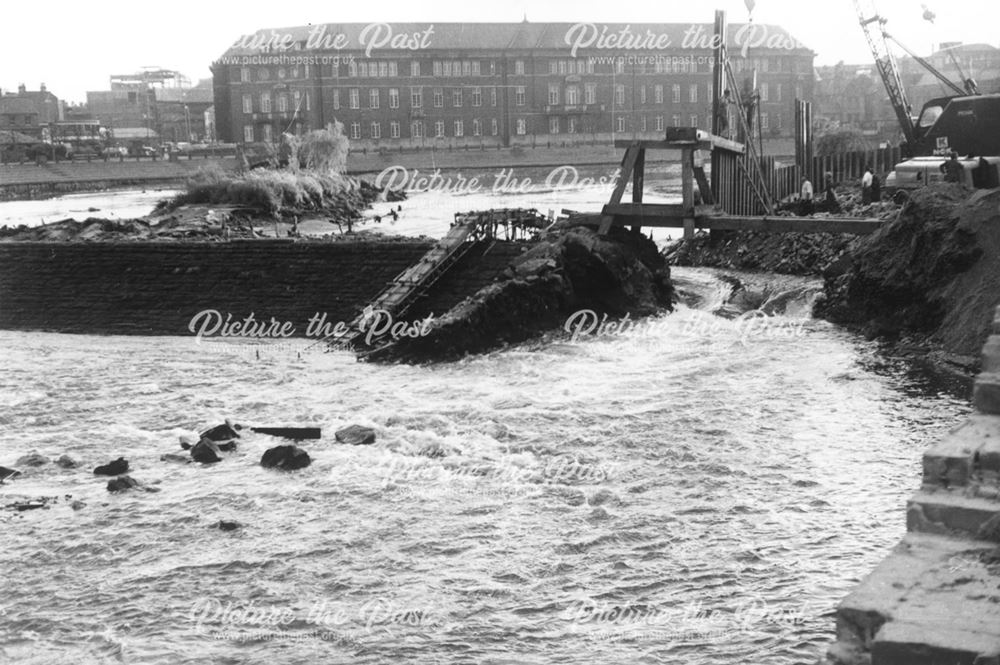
xmin=190 ymin=440 xmax=222 ymax=464
xmin=107 ymin=476 xmax=139 ymax=493
xmin=200 ymin=419 xmax=242 ymax=442
xmin=56 ymin=455 xmax=78 ymax=469
xmin=160 ymin=453 xmax=190 ymax=464
xmin=16 ymin=451 xmax=50 ymax=467
xmin=93 ymin=457 xmax=129 ymax=476
xmin=0 ymin=466 xmax=22 ymax=483
xmin=260 ymin=445 xmax=312 ymax=470
xmin=214 ymin=520 xmax=242 ymax=531
xmin=335 ymin=425 xmax=376 ymax=446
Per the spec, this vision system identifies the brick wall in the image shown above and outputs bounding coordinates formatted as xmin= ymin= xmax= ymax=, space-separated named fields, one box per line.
xmin=0 ymin=240 xmax=433 ymax=336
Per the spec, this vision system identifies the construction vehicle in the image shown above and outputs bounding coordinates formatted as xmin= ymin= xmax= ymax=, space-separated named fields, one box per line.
xmin=853 ymin=0 xmax=1000 ymax=192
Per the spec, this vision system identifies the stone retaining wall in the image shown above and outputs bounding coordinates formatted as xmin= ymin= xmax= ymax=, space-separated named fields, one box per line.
xmin=0 ymin=241 xmax=434 ymax=336
xmin=826 ymin=305 xmax=1000 ymax=664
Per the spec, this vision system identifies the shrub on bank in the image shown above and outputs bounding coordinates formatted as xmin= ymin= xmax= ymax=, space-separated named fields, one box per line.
xmin=156 ymin=124 xmax=355 ymax=216
xmin=156 ymin=166 xmax=358 ymax=216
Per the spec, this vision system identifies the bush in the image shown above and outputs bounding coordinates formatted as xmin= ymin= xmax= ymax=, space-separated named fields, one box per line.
xmin=816 ymin=129 xmax=871 ymax=156
xmin=295 ymin=123 xmax=349 ymax=174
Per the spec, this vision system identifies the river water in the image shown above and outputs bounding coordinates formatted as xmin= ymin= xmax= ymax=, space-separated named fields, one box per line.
xmin=0 ymin=185 xmax=972 ymax=665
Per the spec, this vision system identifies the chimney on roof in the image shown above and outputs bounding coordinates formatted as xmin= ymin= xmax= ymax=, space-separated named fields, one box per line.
xmin=40 ymin=83 xmax=46 ymax=92
xmin=18 ymin=83 xmax=26 ymax=94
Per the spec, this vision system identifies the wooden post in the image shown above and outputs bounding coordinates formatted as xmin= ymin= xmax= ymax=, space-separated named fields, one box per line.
xmin=631 ymin=147 xmax=645 ymax=233
xmin=710 ymin=10 xmax=727 ymax=202
xmin=598 ymin=145 xmax=639 ymax=235
xmin=682 ymin=147 xmax=695 ymax=240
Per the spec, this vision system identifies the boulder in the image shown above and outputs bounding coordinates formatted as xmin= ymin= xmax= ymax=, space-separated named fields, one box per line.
xmin=190 ymin=439 xmax=222 ymax=464
xmin=260 ymin=445 xmax=312 ymax=470
xmin=16 ymin=451 xmax=50 ymax=467
xmin=56 ymin=454 xmax=78 ymax=469
xmin=335 ymin=425 xmax=376 ymax=446
xmin=214 ymin=520 xmax=242 ymax=531
xmin=107 ymin=476 xmax=139 ymax=493
xmin=93 ymin=457 xmax=129 ymax=476
xmin=160 ymin=453 xmax=190 ymax=464
xmin=200 ymin=419 xmax=242 ymax=442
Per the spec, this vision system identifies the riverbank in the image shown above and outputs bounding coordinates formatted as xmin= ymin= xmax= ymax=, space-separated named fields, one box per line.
xmin=824 ymin=306 xmax=1000 ymax=664
xmin=0 ymin=158 xmax=237 ymax=201
xmin=665 ymin=184 xmax=1000 ymax=374
xmin=1 ymin=139 xmax=798 ymax=202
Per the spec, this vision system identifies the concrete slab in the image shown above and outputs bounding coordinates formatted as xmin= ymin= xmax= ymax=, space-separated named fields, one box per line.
xmin=976 ymin=373 xmax=1000 ymax=416
xmin=984 ymin=335 xmax=1000 ymax=373
xmin=923 ymin=415 xmax=1000 ymax=489
xmin=908 ymin=490 xmax=1000 ymax=538
xmin=833 ymin=533 xmax=1000 ymax=665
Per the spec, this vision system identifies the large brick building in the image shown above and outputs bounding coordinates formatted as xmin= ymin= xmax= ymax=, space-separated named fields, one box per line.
xmin=212 ymin=22 xmax=814 ymax=148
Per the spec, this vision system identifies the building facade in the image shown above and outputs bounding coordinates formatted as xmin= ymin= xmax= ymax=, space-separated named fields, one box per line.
xmin=212 ymin=22 xmax=814 ymax=148
xmin=86 ymin=69 xmax=200 ymax=143
xmin=900 ymin=42 xmax=1000 ymax=110
xmin=154 ymin=83 xmax=215 ymax=142
xmin=0 ymin=84 xmax=63 ymax=139
xmin=813 ymin=64 xmax=898 ymax=140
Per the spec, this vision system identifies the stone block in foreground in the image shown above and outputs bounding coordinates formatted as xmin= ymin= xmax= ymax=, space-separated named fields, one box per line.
xmin=825 ymin=309 xmax=1000 ymax=665
xmin=829 ymin=533 xmax=1000 ymax=664
xmin=974 ymin=372 xmax=1000 ymax=415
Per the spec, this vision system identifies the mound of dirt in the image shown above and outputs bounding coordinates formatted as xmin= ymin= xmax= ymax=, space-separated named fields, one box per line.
xmin=368 ymin=226 xmax=675 ymax=362
xmin=815 ymin=184 xmax=1000 ymax=357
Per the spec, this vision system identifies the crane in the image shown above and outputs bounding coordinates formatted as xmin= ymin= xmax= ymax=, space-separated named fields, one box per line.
xmin=853 ymin=0 xmax=917 ymax=147
xmin=852 ymin=0 xmax=973 ymax=154
xmin=853 ymin=0 xmax=1000 ymax=191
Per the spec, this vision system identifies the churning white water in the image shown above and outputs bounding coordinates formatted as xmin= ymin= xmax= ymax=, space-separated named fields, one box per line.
xmin=0 ymin=186 xmax=971 ymax=664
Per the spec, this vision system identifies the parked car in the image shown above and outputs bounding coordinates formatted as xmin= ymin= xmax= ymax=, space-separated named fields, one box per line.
xmin=102 ymin=146 xmax=128 ymax=158
xmin=129 ymin=145 xmax=157 ymax=157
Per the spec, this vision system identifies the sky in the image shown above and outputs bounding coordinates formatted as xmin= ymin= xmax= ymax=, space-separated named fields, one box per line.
xmin=2 ymin=0 xmax=998 ymax=104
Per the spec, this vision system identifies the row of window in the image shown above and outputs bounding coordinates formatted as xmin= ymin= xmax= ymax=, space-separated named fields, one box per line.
xmin=237 ymin=56 xmax=808 ymax=83
xmin=241 ymin=111 xmax=784 ymax=142
xmin=239 ymin=82 xmax=800 ymax=115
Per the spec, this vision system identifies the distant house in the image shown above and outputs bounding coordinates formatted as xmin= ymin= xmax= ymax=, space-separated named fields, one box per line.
xmin=0 ymin=84 xmax=63 ymax=139
xmin=813 ymin=64 xmax=898 ymax=141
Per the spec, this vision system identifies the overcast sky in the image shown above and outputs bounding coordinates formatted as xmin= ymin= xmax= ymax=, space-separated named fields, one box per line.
xmin=3 ymin=0 xmax=998 ymax=103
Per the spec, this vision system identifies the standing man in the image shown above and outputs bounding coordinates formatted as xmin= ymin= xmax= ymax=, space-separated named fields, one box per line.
xmin=861 ymin=166 xmax=873 ymax=205
xmin=824 ymin=172 xmax=841 ymax=213
xmin=799 ymin=176 xmax=814 ymax=216
xmin=940 ymin=151 xmax=964 ymax=183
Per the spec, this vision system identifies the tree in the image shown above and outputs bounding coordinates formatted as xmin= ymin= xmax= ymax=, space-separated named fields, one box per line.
xmin=815 ymin=129 xmax=871 ymax=155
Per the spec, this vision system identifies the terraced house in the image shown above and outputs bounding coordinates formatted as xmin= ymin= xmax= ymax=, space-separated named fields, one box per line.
xmin=212 ymin=22 xmax=814 ymax=148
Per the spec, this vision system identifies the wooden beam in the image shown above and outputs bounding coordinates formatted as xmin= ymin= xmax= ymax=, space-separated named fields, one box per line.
xmin=565 ymin=212 xmax=882 ymax=234
xmin=599 ymin=146 xmax=640 ymax=235
xmin=602 ymin=202 xmax=687 ymax=218
xmin=614 ymin=133 xmax=745 ymax=155
xmin=682 ymin=148 xmax=695 ymax=240
xmin=631 ymin=148 xmax=645 ymax=233
xmin=700 ymin=216 xmax=883 ymax=235
xmin=693 ymin=165 xmax=714 ymax=205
